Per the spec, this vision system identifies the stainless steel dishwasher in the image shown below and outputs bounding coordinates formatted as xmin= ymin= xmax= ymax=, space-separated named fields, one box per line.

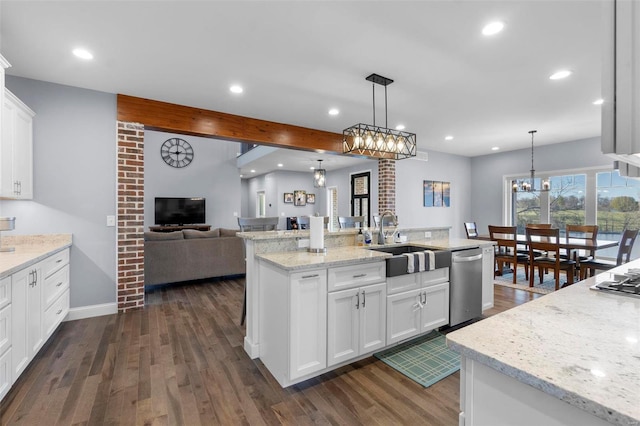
xmin=449 ymin=247 xmax=483 ymax=327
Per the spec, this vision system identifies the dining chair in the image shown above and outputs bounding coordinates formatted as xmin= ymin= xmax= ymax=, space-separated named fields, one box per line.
xmin=489 ymin=225 xmax=529 ymax=283
xmin=338 ymin=216 xmax=365 ymax=228
xmin=526 ymin=223 xmax=552 ymax=229
xmin=464 ymin=222 xmax=478 ymax=239
xmin=563 ymin=224 xmax=598 ymax=264
xmin=373 ymin=215 xmax=398 ymax=228
xmin=526 ymin=227 xmax=576 ymax=290
xmin=579 ymin=229 xmax=639 ymax=279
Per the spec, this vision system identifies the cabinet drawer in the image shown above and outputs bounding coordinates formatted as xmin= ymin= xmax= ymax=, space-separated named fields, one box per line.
xmin=420 ymin=267 xmax=449 ymax=287
xmin=44 ymin=264 xmax=69 ymax=308
xmin=0 ymin=304 xmax=10 ymax=356
xmin=0 ymin=276 xmax=10 ymax=309
xmin=42 ymin=248 xmax=69 ymax=279
xmin=387 ymin=273 xmax=421 ymax=295
xmin=328 ymin=262 xmax=385 ymax=292
xmin=0 ymin=347 xmax=11 ymax=401
xmin=44 ymin=289 xmax=69 ymax=338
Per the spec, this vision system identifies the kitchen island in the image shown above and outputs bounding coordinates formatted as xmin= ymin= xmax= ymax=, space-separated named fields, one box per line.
xmin=446 ymin=258 xmax=640 ymax=426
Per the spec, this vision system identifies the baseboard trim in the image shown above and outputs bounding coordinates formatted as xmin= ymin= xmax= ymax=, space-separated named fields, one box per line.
xmin=65 ymin=302 xmax=118 ymax=321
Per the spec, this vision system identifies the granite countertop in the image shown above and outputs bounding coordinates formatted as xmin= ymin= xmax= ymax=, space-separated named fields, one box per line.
xmin=257 ymin=245 xmax=391 ymax=270
xmin=237 ymin=226 xmax=451 ymax=241
xmin=411 ymin=238 xmax=495 ymax=251
xmin=446 ymin=258 xmax=640 ymax=425
xmin=0 ymin=234 xmax=73 ymax=277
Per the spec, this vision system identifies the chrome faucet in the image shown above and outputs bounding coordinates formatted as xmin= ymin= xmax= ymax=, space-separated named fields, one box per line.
xmin=378 ymin=210 xmax=397 ymax=245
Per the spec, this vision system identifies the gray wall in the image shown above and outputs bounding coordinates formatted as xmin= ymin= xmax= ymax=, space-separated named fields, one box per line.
xmin=1 ymin=76 xmax=117 ymax=308
xmin=396 ymin=151 xmax=471 ymax=238
xmin=469 ymin=136 xmax=611 ymax=235
xmin=144 ymin=130 xmax=241 ymax=230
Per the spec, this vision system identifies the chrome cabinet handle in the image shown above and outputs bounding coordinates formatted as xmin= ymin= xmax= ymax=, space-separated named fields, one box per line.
xmin=28 ymin=271 xmax=33 ymax=286
xmin=353 ymin=273 xmax=367 ymax=278
xmin=56 ymin=259 xmax=63 ymax=263
xmin=56 ymin=309 xmax=62 ymax=315
xmin=56 ymin=281 xmax=63 ymax=287
xmin=355 ymin=292 xmax=360 ymax=309
xmin=301 ymin=274 xmax=319 ymax=279
xmin=361 ymin=290 xmax=366 ymax=308
xmin=422 ymin=291 xmax=427 ymax=305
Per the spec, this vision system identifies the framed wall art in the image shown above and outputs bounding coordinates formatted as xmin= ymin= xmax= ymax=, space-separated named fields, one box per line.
xmin=284 ymin=192 xmax=294 ymax=203
xmin=306 ymin=193 xmax=315 ymax=204
xmin=424 ymin=180 xmax=451 ymax=207
xmin=294 ymin=190 xmax=306 ymax=206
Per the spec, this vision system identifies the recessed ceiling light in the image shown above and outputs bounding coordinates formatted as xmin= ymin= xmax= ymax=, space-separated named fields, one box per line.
xmin=549 ymin=70 xmax=572 ymax=80
xmin=395 ymin=124 xmax=406 ymax=131
xmin=72 ymin=48 xmax=93 ymax=60
xmin=277 ymin=163 xmax=283 ymax=167
xmin=328 ymin=108 xmax=339 ymax=116
xmin=445 ymin=135 xmax=454 ymax=141
xmin=230 ymin=85 xmax=243 ymax=94
xmin=593 ymin=98 xmax=604 ymax=105
xmin=482 ymin=21 xmax=504 ymax=36
xmin=239 ymin=174 xmax=243 ymax=178
xmin=250 ymin=169 xmax=255 ymax=173
xmin=491 ymin=146 xmax=500 ymax=151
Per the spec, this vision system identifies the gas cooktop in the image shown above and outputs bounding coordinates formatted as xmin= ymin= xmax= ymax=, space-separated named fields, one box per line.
xmin=590 ymin=268 xmax=640 ymax=299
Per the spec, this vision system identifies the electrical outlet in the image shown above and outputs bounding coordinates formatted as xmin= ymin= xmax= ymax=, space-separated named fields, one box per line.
xmin=106 ymin=215 xmax=116 ymax=227
xmin=424 ymin=231 xmax=432 ymax=239
xmin=298 ymin=239 xmax=310 ymax=248
xmin=233 ymin=212 xmax=238 ymax=217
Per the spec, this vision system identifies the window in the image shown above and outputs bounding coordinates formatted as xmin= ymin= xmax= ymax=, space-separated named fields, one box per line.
xmin=513 ymin=188 xmax=541 ymax=234
xmin=549 ymin=174 xmax=586 ymax=233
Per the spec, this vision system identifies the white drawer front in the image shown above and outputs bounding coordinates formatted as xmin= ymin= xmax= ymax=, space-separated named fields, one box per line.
xmin=44 ymin=264 xmax=69 ymax=308
xmin=42 ymin=248 xmax=69 ymax=279
xmin=328 ymin=262 xmax=385 ymax=292
xmin=421 ymin=267 xmax=449 ymax=287
xmin=0 ymin=304 xmax=10 ymax=356
xmin=44 ymin=289 xmax=69 ymax=338
xmin=386 ymin=273 xmax=421 ymax=295
xmin=0 ymin=276 xmax=10 ymax=309
xmin=0 ymin=347 xmax=11 ymax=401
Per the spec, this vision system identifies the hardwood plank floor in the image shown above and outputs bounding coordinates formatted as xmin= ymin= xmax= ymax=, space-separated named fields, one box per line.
xmin=0 ymin=279 xmax=541 ymax=425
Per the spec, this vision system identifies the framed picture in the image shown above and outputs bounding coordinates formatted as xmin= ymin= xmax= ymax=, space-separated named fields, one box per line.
xmin=294 ymin=190 xmax=306 ymax=206
xmin=442 ymin=182 xmax=451 ymax=207
xmin=306 ymin=193 xmax=315 ymax=204
xmin=283 ymin=192 xmax=294 ymax=203
xmin=433 ymin=181 xmax=443 ymax=207
xmin=423 ymin=180 xmax=434 ymax=207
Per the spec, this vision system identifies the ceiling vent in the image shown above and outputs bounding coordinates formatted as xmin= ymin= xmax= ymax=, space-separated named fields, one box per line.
xmin=411 ymin=151 xmax=429 ymax=162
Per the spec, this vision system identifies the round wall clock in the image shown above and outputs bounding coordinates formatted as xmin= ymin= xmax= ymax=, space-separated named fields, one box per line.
xmin=161 ymin=137 xmax=194 ymax=168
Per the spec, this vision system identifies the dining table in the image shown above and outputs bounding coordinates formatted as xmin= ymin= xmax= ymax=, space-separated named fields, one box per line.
xmin=476 ymin=234 xmax=619 ymax=252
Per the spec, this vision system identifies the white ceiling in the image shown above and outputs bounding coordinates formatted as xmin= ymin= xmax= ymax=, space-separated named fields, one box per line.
xmin=0 ymin=0 xmax=605 ymax=175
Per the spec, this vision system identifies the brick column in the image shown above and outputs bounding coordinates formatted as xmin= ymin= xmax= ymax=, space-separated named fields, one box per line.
xmin=378 ymin=159 xmax=396 ymax=214
xmin=116 ymin=121 xmax=145 ymax=312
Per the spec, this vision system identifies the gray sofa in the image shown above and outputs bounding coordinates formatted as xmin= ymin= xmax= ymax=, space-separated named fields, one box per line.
xmin=144 ymin=228 xmax=245 ymax=286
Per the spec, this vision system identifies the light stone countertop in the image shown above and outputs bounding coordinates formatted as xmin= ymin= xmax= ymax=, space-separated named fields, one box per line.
xmin=414 ymin=238 xmax=495 ymax=251
xmin=0 ymin=234 xmax=72 ymax=277
xmin=237 ymin=226 xmax=451 ymax=241
xmin=257 ymin=245 xmax=391 ymax=270
xmin=446 ymin=258 xmax=640 ymax=425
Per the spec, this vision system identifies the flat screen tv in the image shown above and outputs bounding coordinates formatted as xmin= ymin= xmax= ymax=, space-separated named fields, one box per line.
xmin=155 ymin=197 xmax=206 ymax=225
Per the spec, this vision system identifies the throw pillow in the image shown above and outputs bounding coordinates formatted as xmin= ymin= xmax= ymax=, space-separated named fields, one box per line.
xmin=145 ymin=231 xmax=184 ymax=241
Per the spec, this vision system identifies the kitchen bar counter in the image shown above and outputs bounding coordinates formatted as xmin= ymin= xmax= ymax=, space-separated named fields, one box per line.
xmin=447 ymin=258 xmax=640 ymax=425
xmin=0 ymin=234 xmax=72 ymax=277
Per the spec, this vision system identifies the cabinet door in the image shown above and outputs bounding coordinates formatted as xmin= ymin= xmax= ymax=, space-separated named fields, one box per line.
xmin=27 ymin=265 xmax=43 ymax=357
xmin=0 ymin=347 xmax=11 ymax=401
xmin=421 ymin=282 xmax=450 ymax=332
xmin=0 ymin=97 xmax=15 ymax=197
xmin=386 ymin=289 xmax=421 ymax=345
xmin=482 ymin=246 xmax=494 ymax=312
xmin=289 ymin=270 xmax=327 ymax=380
xmin=327 ymin=287 xmax=359 ymax=367
xmin=12 ymin=105 xmax=33 ymax=199
xmin=11 ymin=268 xmax=29 ymax=378
xmin=359 ymin=282 xmax=386 ymax=354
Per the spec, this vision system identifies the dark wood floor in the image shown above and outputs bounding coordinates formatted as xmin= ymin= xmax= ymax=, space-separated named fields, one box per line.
xmin=0 ymin=279 xmax=541 ymax=425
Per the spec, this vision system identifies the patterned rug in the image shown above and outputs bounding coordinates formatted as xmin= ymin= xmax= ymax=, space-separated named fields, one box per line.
xmin=373 ymin=331 xmax=459 ymax=388
xmin=494 ymin=265 xmax=567 ymax=294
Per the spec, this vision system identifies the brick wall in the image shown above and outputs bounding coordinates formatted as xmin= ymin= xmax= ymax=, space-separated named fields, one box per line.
xmin=116 ymin=121 xmax=145 ymax=312
xmin=378 ymin=159 xmax=396 ymax=214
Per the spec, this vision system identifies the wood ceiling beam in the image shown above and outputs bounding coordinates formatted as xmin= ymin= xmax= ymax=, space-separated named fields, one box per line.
xmin=117 ymin=94 xmax=343 ymax=153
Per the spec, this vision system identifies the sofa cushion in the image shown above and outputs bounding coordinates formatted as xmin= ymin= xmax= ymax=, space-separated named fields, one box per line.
xmin=219 ymin=228 xmax=239 ymax=237
xmin=183 ymin=229 xmax=220 ymax=239
xmin=145 ymin=231 xmax=184 ymax=241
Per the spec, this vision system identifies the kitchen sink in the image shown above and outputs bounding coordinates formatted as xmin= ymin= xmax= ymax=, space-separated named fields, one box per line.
xmin=368 ymin=245 xmax=452 ymax=277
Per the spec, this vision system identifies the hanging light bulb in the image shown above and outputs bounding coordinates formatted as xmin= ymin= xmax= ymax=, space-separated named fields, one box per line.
xmin=313 ymin=159 xmax=326 ymax=188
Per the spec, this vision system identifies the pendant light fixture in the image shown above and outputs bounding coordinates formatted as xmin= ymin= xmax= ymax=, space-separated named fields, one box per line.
xmin=343 ymin=73 xmax=417 ymax=160
xmin=313 ymin=159 xmax=326 ymax=188
xmin=512 ymin=130 xmax=550 ymax=192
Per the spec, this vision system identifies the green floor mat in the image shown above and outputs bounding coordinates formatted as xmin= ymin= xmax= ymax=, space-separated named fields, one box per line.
xmin=373 ymin=330 xmax=460 ymax=388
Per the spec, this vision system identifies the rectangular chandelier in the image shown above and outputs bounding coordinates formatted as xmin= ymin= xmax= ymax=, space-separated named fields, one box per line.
xmin=343 ymin=124 xmax=417 ymax=160
xmin=343 ymin=73 xmax=417 ymax=160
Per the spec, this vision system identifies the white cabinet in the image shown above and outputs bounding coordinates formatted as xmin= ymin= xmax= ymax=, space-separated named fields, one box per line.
xmin=1 ymin=89 xmax=34 ymax=199
xmin=386 ymin=269 xmax=449 ymax=345
xmin=482 ymin=246 xmax=494 ymax=312
xmin=7 ymin=248 xmax=69 ymax=400
xmin=0 ymin=276 xmax=11 ymax=400
xmin=327 ymin=281 xmax=386 ymax=366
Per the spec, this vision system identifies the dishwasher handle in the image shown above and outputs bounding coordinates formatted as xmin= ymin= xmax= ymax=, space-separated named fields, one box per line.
xmin=452 ymin=253 xmax=483 ymax=263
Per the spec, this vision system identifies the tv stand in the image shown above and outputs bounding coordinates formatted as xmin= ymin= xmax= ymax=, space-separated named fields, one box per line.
xmin=149 ymin=224 xmax=211 ymax=233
